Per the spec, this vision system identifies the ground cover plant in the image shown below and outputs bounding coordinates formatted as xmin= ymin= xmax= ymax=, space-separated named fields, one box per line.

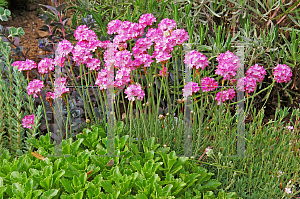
xmin=0 ymin=0 xmax=300 ymax=198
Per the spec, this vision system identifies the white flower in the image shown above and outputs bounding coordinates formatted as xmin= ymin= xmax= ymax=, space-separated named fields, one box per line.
xmin=205 ymin=147 xmax=213 ymax=157
xmin=286 ymin=125 xmax=294 ymax=130
xmin=285 ymin=187 xmax=292 ymax=194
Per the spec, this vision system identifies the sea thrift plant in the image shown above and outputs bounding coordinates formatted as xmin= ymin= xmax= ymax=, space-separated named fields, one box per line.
xmin=246 ymin=64 xmax=266 ymax=83
xmin=201 ymin=77 xmax=218 ymax=92
xmin=273 ymin=64 xmax=292 ymax=83
xmin=184 ymin=50 xmax=208 ymax=70
xmin=124 ymin=84 xmax=145 ymax=101
xmin=182 ymin=82 xmax=200 ymax=98
xmin=215 ymin=88 xmax=235 ymax=105
xmin=53 ymin=77 xmax=69 ymax=99
xmin=56 ymin=39 xmax=73 ymax=57
xmin=22 ymin=114 xmax=35 ymax=129
xmin=215 ymin=51 xmax=239 ymax=81
xmin=237 ymin=76 xmax=257 ymax=93
xmin=38 ymin=58 xmax=55 ymax=75
xmin=74 ymin=25 xmax=98 ymax=42
xmin=138 ymin=13 xmax=156 ymax=28
xmin=27 ymin=79 xmax=44 ymax=98
xmin=12 ymin=59 xmax=37 ymax=72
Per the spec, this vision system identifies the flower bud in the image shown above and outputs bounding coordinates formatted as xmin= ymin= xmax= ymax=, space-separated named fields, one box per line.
xmin=177 ymin=99 xmax=182 ymax=104
xmin=159 ymin=114 xmax=164 ymax=121
xmin=86 ymin=119 xmax=90 ymax=124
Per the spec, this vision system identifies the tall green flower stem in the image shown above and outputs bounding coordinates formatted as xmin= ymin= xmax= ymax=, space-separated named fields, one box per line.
xmin=63 ymin=95 xmax=71 ymax=140
xmin=38 ymin=92 xmax=50 ymax=134
xmin=229 ymin=79 xmax=276 ymax=118
xmin=129 ymin=100 xmax=133 ymax=150
xmin=81 ymin=63 xmax=96 ymax=123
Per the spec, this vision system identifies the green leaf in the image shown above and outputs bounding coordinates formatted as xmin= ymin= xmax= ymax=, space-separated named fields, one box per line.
xmin=61 ymin=178 xmax=74 ymax=194
xmin=40 ymin=189 xmax=59 ymax=199
xmin=12 ymin=183 xmax=25 ymax=198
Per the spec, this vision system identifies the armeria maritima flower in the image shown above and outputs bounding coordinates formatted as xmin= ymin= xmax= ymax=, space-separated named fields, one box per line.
xmin=273 ymin=64 xmax=292 ymax=83
xmin=182 ymin=82 xmax=200 ymax=98
xmin=22 ymin=114 xmax=35 ymax=129
xmin=124 ymin=84 xmax=145 ymax=101
xmin=27 ymin=79 xmax=44 ymax=98
xmin=184 ymin=50 xmax=208 ymax=70
xmin=38 ymin=58 xmax=54 ymax=75
xmin=201 ymin=77 xmax=218 ymax=92
xmin=215 ymin=88 xmax=235 ymax=105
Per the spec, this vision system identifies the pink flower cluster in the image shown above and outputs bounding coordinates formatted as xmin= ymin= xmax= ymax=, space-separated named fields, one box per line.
xmin=201 ymin=77 xmax=218 ymax=92
xmin=27 ymin=79 xmax=44 ymax=98
xmin=215 ymin=88 xmax=235 ymax=105
xmin=124 ymin=84 xmax=145 ymax=101
xmin=184 ymin=50 xmax=208 ymax=70
xmin=56 ymin=39 xmax=73 ymax=57
xmin=53 ymin=77 xmax=70 ymax=99
xmin=273 ymin=64 xmax=292 ymax=83
xmin=237 ymin=76 xmax=257 ymax=93
xmin=215 ymin=51 xmax=239 ymax=81
xmin=74 ymin=25 xmax=98 ymax=42
xmin=22 ymin=114 xmax=35 ymax=129
xmin=246 ymin=64 xmax=266 ymax=83
xmin=95 ymin=69 xmax=114 ymax=90
xmin=38 ymin=58 xmax=54 ymax=75
xmin=182 ymin=82 xmax=200 ymax=98
xmin=12 ymin=59 xmax=37 ymax=72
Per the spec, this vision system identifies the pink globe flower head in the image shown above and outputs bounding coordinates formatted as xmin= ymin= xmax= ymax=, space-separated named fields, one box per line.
xmin=152 ymin=51 xmax=172 ymax=63
xmin=96 ymin=68 xmax=115 ymax=90
xmin=184 ymin=50 xmax=208 ymax=70
xmin=115 ymin=67 xmax=132 ymax=89
xmin=22 ymin=114 xmax=35 ymax=129
xmin=132 ymin=37 xmax=153 ymax=57
xmin=201 ymin=77 xmax=218 ymax=92
xmin=154 ymin=37 xmax=175 ymax=54
xmin=107 ymin=19 xmax=123 ymax=35
xmin=12 ymin=61 xmax=25 ymax=72
xmin=74 ymin=25 xmax=98 ymax=42
xmin=139 ymin=13 xmax=156 ymax=28
xmin=146 ymin=28 xmax=163 ymax=42
xmin=88 ymin=40 xmax=102 ymax=52
xmin=182 ymin=81 xmax=200 ymax=99
xmin=124 ymin=83 xmax=145 ymax=101
xmin=215 ymin=88 xmax=235 ymax=105
xmin=18 ymin=59 xmax=37 ymax=72
xmin=114 ymin=50 xmax=132 ymax=69
xmin=237 ymin=76 xmax=257 ymax=93
xmin=117 ymin=21 xmax=132 ymax=35
xmin=72 ymin=43 xmax=93 ymax=64
xmin=38 ymin=58 xmax=54 ymax=75
xmin=246 ymin=64 xmax=266 ymax=83
xmin=133 ymin=53 xmax=154 ymax=68
xmin=53 ymin=77 xmax=70 ymax=99
xmin=215 ymin=63 xmax=238 ymax=81
xmin=215 ymin=51 xmax=239 ymax=81
xmin=86 ymin=58 xmax=101 ymax=71
xmin=158 ymin=18 xmax=177 ymax=33
xmin=54 ymin=56 xmax=66 ymax=67
xmin=27 ymin=79 xmax=44 ymax=98
xmin=99 ymin=40 xmax=112 ymax=49
xmin=57 ymin=39 xmax=73 ymax=57
xmin=273 ymin=64 xmax=292 ymax=83
xmin=169 ymin=29 xmax=189 ymax=45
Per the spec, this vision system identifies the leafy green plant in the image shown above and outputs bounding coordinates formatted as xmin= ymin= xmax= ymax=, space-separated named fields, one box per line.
xmin=0 ymin=0 xmax=8 ymax=9
xmin=0 ymin=124 xmax=238 ymax=198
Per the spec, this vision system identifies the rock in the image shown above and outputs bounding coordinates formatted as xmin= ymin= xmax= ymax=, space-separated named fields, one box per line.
xmin=37 ymin=30 xmax=50 ymax=38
